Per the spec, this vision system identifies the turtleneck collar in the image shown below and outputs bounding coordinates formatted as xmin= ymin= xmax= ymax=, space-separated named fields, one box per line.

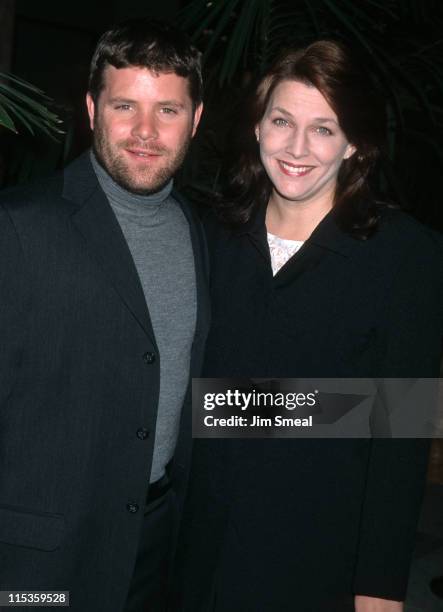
xmin=90 ymin=149 xmax=173 ymax=214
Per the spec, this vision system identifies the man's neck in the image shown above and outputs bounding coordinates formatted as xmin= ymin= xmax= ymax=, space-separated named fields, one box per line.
xmin=90 ymin=150 xmax=173 ymax=209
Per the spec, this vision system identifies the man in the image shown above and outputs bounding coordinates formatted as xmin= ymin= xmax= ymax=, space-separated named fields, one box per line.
xmin=0 ymin=19 xmax=209 ymax=612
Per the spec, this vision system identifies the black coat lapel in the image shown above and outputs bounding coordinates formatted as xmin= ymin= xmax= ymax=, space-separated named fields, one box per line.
xmin=170 ymin=189 xmax=211 ymax=493
xmin=172 ymin=188 xmax=210 ymax=355
xmin=63 ymin=153 xmax=156 ymax=344
xmin=236 ymin=204 xmax=355 ymax=287
xmin=272 ymin=210 xmax=355 ymax=286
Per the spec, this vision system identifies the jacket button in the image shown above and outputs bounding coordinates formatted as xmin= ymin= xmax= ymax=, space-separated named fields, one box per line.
xmin=136 ymin=428 xmax=149 ymax=440
xmin=143 ymin=351 xmax=156 ymax=364
xmin=126 ymin=503 xmax=139 ymax=514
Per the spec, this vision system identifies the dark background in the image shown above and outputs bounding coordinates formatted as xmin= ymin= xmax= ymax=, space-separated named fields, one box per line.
xmin=1 ymin=0 xmax=443 ymax=231
xmin=1 ymin=2 xmax=443 ymax=597
xmin=0 ymin=0 xmax=181 ymax=182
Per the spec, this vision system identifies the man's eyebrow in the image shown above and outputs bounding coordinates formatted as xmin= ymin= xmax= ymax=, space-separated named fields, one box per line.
xmin=108 ymin=97 xmax=138 ymax=104
xmin=157 ymin=100 xmax=185 ymax=108
xmin=108 ymin=98 xmax=186 ymax=109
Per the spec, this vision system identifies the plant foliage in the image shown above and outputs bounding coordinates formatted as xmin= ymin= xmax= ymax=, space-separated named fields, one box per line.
xmin=176 ymin=0 xmax=443 ymax=227
xmin=0 ymin=72 xmax=63 ymax=138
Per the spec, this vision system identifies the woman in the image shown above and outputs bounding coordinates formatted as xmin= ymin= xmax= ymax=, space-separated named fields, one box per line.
xmin=172 ymin=41 xmax=443 ymax=611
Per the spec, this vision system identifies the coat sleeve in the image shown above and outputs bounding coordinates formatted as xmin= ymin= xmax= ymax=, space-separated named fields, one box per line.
xmin=352 ymin=230 xmax=443 ymax=600
xmin=0 ymin=202 xmax=27 ymax=406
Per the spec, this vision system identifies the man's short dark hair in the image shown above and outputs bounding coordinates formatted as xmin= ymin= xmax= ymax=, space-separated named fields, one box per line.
xmin=88 ymin=18 xmax=202 ymax=109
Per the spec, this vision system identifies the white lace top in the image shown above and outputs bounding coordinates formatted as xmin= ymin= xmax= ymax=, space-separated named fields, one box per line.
xmin=267 ymin=232 xmax=304 ymax=276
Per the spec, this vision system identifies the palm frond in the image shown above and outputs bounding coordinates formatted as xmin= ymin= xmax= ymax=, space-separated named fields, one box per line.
xmin=219 ymin=0 xmax=263 ymax=83
xmin=0 ymin=72 xmax=63 ymax=138
xmin=0 ymin=103 xmax=17 ymax=133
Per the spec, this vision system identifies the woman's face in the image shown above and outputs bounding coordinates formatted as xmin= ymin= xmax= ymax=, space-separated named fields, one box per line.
xmin=256 ymin=80 xmax=355 ymax=208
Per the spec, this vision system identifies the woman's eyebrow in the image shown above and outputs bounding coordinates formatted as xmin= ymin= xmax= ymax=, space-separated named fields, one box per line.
xmin=312 ymin=117 xmax=338 ymax=124
xmin=269 ymin=107 xmax=338 ymax=125
xmin=270 ymin=106 xmax=293 ymax=117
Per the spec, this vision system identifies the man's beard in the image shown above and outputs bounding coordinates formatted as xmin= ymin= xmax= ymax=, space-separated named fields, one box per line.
xmin=92 ymin=121 xmax=192 ymax=195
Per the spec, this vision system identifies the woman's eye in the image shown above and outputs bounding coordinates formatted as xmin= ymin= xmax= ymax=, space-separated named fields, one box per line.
xmin=272 ymin=117 xmax=289 ymax=127
xmin=316 ymin=126 xmax=332 ymax=135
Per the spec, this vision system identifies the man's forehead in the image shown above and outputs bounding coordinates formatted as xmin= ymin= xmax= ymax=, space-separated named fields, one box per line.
xmin=102 ymin=64 xmax=188 ymax=88
xmin=97 ymin=64 xmax=194 ymax=108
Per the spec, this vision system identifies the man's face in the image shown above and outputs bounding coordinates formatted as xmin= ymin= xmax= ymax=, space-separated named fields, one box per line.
xmin=86 ymin=65 xmax=202 ymax=194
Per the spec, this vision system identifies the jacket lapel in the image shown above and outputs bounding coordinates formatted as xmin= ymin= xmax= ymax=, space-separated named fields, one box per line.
xmin=273 ymin=210 xmax=355 ymax=286
xmin=236 ymin=203 xmax=355 ymax=286
xmin=63 ymin=152 xmax=156 ymax=345
xmin=172 ymin=188 xmax=210 ymax=355
xmin=170 ymin=189 xmax=211 ymax=495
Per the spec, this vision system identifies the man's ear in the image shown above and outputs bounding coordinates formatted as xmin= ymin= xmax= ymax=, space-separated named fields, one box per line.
xmin=191 ymin=103 xmax=204 ymax=137
xmin=255 ymin=126 xmax=260 ymax=142
xmin=343 ymin=143 xmax=357 ymax=160
xmin=86 ymin=93 xmax=96 ymax=131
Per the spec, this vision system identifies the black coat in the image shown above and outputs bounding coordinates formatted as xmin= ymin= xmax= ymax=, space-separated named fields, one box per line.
xmin=173 ymin=204 xmax=443 ymax=611
xmin=0 ymin=153 xmax=210 ymax=612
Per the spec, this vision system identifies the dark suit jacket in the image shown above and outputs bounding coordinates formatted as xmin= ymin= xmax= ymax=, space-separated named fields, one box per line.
xmin=0 ymin=152 xmax=210 ymax=612
xmin=173 ymin=204 xmax=443 ymax=611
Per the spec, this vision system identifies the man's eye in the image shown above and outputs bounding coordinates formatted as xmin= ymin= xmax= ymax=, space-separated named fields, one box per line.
xmin=161 ymin=107 xmax=177 ymax=115
xmin=115 ymin=104 xmax=132 ymax=111
xmin=272 ymin=117 xmax=289 ymax=127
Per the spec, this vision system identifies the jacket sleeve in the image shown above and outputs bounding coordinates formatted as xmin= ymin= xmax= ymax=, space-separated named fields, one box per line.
xmin=352 ymin=231 xmax=443 ymax=600
xmin=0 ymin=202 xmax=27 ymax=406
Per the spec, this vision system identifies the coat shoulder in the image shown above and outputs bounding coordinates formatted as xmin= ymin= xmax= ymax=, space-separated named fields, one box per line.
xmin=377 ymin=206 xmax=442 ymax=256
xmin=0 ymin=151 xmax=95 ymax=219
xmin=0 ymin=172 xmax=64 ymax=213
xmin=366 ymin=207 xmax=443 ymax=321
xmin=358 ymin=206 xmax=442 ymax=285
xmin=200 ymin=207 xmax=238 ymax=247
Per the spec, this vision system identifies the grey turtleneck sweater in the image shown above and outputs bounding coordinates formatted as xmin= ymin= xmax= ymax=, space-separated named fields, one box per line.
xmin=91 ymin=152 xmax=196 ymax=483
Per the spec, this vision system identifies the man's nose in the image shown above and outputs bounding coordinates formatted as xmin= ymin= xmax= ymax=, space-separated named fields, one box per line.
xmin=131 ymin=111 xmax=159 ymax=140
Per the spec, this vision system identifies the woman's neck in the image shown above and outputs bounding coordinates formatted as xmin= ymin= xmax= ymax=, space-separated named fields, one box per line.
xmin=265 ymin=192 xmax=333 ymax=241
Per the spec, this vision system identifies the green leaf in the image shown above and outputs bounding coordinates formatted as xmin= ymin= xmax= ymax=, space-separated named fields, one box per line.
xmin=0 ymin=82 xmax=55 ymax=117
xmin=320 ymin=0 xmax=377 ymax=56
xmin=0 ymin=103 xmax=17 ymax=132
xmin=333 ymin=0 xmax=389 ymax=28
xmin=1 ymin=97 xmax=36 ymax=135
xmin=0 ymin=94 xmax=62 ymax=139
xmin=1 ymin=72 xmax=48 ymax=98
xmin=219 ymin=0 xmax=261 ymax=83
xmin=204 ymin=0 xmax=243 ymax=58
xmin=404 ymin=55 xmax=443 ymax=97
xmin=176 ymin=0 xmax=213 ymax=31
xmin=363 ymin=0 xmax=398 ymax=20
xmin=0 ymin=73 xmax=63 ymax=137
xmin=255 ymin=0 xmax=272 ymax=70
xmin=180 ymin=0 xmax=237 ymax=43
xmin=374 ymin=44 xmax=436 ymax=125
xmin=300 ymin=0 xmax=321 ymax=35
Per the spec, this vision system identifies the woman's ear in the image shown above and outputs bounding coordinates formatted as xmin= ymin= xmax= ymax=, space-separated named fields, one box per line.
xmin=343 ymin=143 xmax=357 ymax=160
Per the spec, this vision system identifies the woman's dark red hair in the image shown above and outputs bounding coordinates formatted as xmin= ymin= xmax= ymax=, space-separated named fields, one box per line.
xmin=218 ymin=40 xmax=386 ymax=239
